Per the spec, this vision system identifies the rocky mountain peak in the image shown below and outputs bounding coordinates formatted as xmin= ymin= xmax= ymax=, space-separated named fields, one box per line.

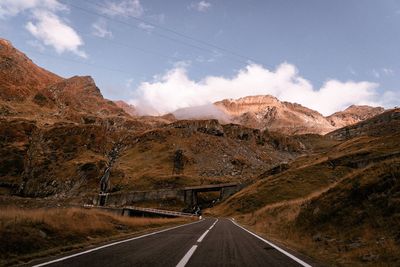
xmin=50 ymin=76 xmax=102 ymax=97
xmin=215 ymin=95 xmax=281 ymax=115
xmin=0 ymin=38 xmax=12 ymax=47
xmin=327 ymin=105 xmax=385 ymax=127
xmin=114 ymin=100 xmax=137 ymax=116
xmin=0 ymin=38 xmax=61 ymax=101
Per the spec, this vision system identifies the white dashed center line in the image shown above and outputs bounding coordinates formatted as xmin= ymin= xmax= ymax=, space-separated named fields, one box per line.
xmin=176 ymin=218 xmax=218 ymax=267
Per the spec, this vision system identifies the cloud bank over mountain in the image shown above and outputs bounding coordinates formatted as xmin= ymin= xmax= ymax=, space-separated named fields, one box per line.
xmin=130 ymin=63 xmax=397 ymax=116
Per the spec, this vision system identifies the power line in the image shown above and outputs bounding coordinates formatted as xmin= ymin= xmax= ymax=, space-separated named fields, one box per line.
xmin=62 ymin=1 xmax=223 ymax=55
xmin=25 ymin=46 xmax=226 ymax=84
xmin=82 ymin=0 xmax=259 ymax=64
xmin=59 ymin=0 xmax=250 ymax=65
xmin=74 ymin=30 xmax=228 ymax=76
xmin=75 ymin=29 xmax=180 ymax=61
xmin=26 ymin=49 xmax=136 ymax=76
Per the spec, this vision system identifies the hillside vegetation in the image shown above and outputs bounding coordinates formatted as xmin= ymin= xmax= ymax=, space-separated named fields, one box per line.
xmin=0 ymin=207 xmax=190 ymax=266
xmin=214 ymin=109 xmax=400 ymax=266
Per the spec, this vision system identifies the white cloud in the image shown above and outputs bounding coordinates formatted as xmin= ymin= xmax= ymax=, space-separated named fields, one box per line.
xmin=148 ymin=13 xmax=165 ymax=24
xmin=189 ymin=1 xmax=212 ymax=12
xmin=92 ymin=19 xmax=113 ymax=38
xmin=125 ymin=78 xmax=134 ymax=88
xmin=195 ymin=50 xmax=221 ymax=63
xmin=26 ymin=10 xmax=86 ymax=58
xmin=372 ymin=68 xmax=395 ymax=78
xmin=0 ymin=0 xmax=86 ymax=57
xmin=372 ymin=69 xmax=380 ymax=78
xmin=382 ymin=68 xmax=394 ymax=75
xmin=0 ymin=0 xmax=66 ymax=18
xmin=138 ymin=22 xmax=154 ymax=32
xmin=100 ymin=0 xmax=143 ymax=17
xmin=129 ymin=63 xmax=389 ymax=116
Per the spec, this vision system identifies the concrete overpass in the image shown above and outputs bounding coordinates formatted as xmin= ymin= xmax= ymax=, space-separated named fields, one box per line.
xmin=95 ymin=183 xmax=243 ymax=207
xmin=182 ymin=183 xmax=241 ymax=206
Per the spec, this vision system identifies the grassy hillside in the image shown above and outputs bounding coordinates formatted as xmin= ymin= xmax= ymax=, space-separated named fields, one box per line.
xmin=0 ymin=207 xmax=190 ymax=266
xmin=213 ymin=109 xmax=400 ymax=266
xmin=109 ymin=120 xmax=304 ymax=191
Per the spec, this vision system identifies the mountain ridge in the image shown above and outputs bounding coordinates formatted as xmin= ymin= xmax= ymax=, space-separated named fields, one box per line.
xmin=1 ymin=38 xmax=384 ymax=135
xmin=174 ymin=95 xmax=384 ymax=135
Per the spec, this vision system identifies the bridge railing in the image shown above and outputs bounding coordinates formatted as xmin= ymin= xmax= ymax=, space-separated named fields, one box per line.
xmin=123 ymin=206 xmax=198 ymax=218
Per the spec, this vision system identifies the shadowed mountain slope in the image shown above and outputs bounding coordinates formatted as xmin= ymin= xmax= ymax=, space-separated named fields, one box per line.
xmin=214 ymin=108 xmax=400 ymax=266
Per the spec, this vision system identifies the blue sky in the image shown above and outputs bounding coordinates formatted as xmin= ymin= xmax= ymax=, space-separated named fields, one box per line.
xmin=0 ymin=0 xmax=399 ymax=115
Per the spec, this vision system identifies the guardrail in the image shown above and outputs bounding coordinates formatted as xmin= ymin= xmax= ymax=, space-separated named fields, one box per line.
xmin=84 ymin=204 xmax=198 ymax=218
xmin=123 ymin=206 xmax=198 ymax=218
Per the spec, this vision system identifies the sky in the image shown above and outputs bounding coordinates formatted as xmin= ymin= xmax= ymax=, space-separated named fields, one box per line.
xmin=0 ymin=0 xmax=399 ymax=115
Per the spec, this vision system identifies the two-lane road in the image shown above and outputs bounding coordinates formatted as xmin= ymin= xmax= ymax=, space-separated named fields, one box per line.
xmin=32 ymin=218 xmax=311 ymax=267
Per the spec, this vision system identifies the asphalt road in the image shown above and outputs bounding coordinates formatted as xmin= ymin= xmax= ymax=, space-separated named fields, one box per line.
xmin=32 ymin=218 xmax=311 ymax=267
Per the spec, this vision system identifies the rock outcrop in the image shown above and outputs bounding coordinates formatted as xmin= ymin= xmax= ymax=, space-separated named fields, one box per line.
xmin=0 ymin=38 xmax=61 ymax=101
xmin=215 ymin=95 xmax=336 ymax=135
xmin=114 ymin=100 xmax=137 ymax=116
xmin=327 ymin=105 xmax=385 ymax=128
xmin=172 ymin=95 xmax=385 ymax=135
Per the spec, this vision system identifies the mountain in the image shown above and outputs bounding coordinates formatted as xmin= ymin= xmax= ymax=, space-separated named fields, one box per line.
xmin=327 ymin=104 xmax=385 ymax=128
xmin=215 ymin=95 xmax=336 ymax=135
xmin=0 ymin=38 xmax=304 ymax=199
xmin=172 ymin=95 xmax=384 ymax=135
xmin=1 ymin=37 xmax=399 ymax=266
xmin=114 ymin=100 xmax=137 ymax=116
xmin=0 ymin=38 xmax=133 ymax=122
xmin=0 ymin=39 xmax=61 ymax=101
xmin=327 ymin=108 xmax=400 ymax=140
xmin=215 ymin=108 xmax=400 ymax=265
xmin=0 ymin=39 xmax=151 ymax=198
xmin=37 ymin=76 xmax=129 ymax=118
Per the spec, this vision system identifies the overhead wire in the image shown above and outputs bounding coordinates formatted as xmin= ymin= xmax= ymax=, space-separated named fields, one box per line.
xmin=26 ymin=49 xmax=137 ymax=76
xmin=59 ymin=0 xmax=253 ymax=65
xmin=23 ymin=0 xmax=263 ymax=82
xmin=82 ymin=0 xmax=259 ymax=63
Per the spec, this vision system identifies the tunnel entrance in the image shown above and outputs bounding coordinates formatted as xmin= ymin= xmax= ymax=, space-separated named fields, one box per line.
xmin=182 ymin=183 xmax=241 ymax=209
xmin=196 ymin=191 xmax=221 ymax=209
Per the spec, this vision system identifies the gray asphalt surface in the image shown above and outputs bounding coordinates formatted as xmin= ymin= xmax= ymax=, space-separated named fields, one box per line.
xmin=32 ymin=218 xmax=307 ymax=267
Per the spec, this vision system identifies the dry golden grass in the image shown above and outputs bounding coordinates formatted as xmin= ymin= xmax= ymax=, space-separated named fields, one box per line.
xmin=226 ymin=158 xmax=400 ymax=266
xmin=216 ymin=133 xmax=400 ymax=216
xmin=0 ymin=207 xmax=190 ymax=266
xmin=210 ymin=130 xmax=400 ymax=266
xmin=238 ymin=205 xmax=400 ymax=266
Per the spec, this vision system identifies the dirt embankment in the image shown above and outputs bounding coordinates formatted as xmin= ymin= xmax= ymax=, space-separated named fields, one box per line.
xmin=0 ymin=207 xmax=191 ymax=266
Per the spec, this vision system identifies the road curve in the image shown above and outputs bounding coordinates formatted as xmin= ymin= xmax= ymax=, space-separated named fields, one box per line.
xmin=32 ymin=218 xmax=310 ymax=267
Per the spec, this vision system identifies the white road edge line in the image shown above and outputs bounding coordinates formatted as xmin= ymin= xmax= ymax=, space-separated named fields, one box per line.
xmin=33 ymin=219 xmax=205 ymax=267
xmin=230 ymin=219 xmax=312 ymax=267
xmin=176 ymin=245 xmax=198 ymax=267
xmin=197 ymin=230 xmax=209 ymax=243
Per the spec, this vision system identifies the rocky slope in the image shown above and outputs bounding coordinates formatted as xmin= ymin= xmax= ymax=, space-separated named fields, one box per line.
xmin=114 ymin=100 xmax=137 ymax=116
xmin=215 ymin=108 xmax=400 ymax=265
xmin=0 ymin=39 xmax=157 ymax=198
xmin=327 ymin=105 xmax=385 ymax=128
xmin=0 ymin=39 xmax=61 ymax=102
xmin=215 ymin=95 xmax=336 ymax=135
xmin=0 ymin=38 xmax=134 ymax=123
xmin=0 ymin=39 xmax=306 ymax=200
xmin=174 ymin=95 xmax=385 ymax=135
